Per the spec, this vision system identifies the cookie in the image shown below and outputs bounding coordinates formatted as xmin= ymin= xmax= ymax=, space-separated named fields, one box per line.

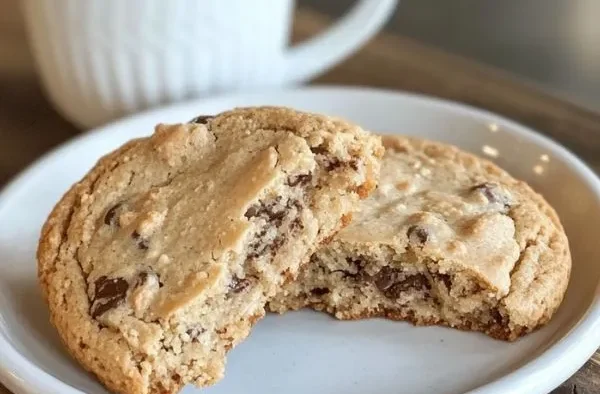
xmin=37 ymin=107 xmax=383 ymax=394
xmin=269 ymin=135 xmax=571 ymax=341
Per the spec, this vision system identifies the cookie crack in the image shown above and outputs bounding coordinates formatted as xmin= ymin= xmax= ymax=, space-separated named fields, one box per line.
xmin=505 ymin=209 xmax=545 ymax=282
xmin=273 ymin=145 xmax=281 ymax=169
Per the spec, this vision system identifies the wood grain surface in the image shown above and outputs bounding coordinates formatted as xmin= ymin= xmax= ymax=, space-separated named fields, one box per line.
xmin=0 ymin=3 xmax=599 ymax=394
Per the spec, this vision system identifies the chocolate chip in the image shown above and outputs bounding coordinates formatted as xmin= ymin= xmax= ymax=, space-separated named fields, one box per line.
xmin=349 ymin=159 xmax=359 ymax=171
xmin=189 ymin=115 xmax=213 ymax=124
xmin=407 ymin=225 xmax=428 ymax=244
xmin=104 ymin=203 xmax=122 ymax=226
xmin=132 ymin=231 xmax=149 ymax=250
xmin=434 ymin=273 xmax=453 ymax=290
xmin=310 ymin=146 xmax=328 ymax=155
xmin=95 ymin=276 xmax=128 ymax=299
xmin=471 ymin=182 xmax=511 ymax=207
xmin=372 ymin=268 xmax=431 ymax=299
xmin=310 ymin=287 xmax=330 ymax=296
xmin=91 ymin=302 xmax=119 ymax=319
xmin=229 ymin=276 xmax=251 ymax=293
xmin=310 ymin=145 xmax=344 ymax=171
xmin=244 ymin=204 xmax=260 ymax=219
xmin=373 ymin=266 xmax=401 ymax=292
xmin=287 ymin=174 xmax=312 ymax=187
xmin=490 ymin=308 xmax=504 ymax=325
xmin=91 ymin=276 xmax=129 ymax=319
xmin=269 ymin=210 xmax=286 ymax=223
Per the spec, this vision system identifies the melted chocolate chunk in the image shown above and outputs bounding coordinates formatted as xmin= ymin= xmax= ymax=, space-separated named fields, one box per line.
xmin=372 ymin=267 xmax=431 ymax=300
xmin=132 ymin=231 xmax=149 ymax=250
xmin=407 ymin=225 xmax=428 ymax=244
xmin=310 ymin=287 xmax=330 ymax=296
xmin=490 ymin=308 xmax=503 ymax=324
xmin=385 ymin=274 xmax=431 ymax=299
xmin=104 ymin=203 xmax=122 ymax=226
xmin=373 ymin=266 xmax=401 ymax=292
xmin=91 ymin=276 xmax=129 ymax=319
xmin=270 ymin=210 xmax=287 ymax=223
xmin=188 ymin=115 xmax=214 ymax=125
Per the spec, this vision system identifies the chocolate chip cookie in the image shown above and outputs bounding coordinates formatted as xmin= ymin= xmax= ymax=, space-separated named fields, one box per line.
xmin=269 ymin=135 xmax=571 ymax=341
xmin=37 ymin=107 xmax=383 ymax=394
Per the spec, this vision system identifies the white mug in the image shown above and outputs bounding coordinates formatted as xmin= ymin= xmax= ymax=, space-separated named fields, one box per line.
xmin=21 ymin=0 xmax=397 ymax=128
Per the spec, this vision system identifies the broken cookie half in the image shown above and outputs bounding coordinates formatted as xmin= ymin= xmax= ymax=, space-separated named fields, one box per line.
xmin=37 ymin=107 xmax=383 ymax=394
xmin=270 ymin=135 xmax=571 ymax=341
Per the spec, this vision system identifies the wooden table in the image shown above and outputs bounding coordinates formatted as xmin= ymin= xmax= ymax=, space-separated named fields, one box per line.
xmin=1 ymin=4 xmax=599 ymax=394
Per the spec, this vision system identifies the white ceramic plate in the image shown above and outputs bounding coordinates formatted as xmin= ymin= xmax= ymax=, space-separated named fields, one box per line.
xmin=1 ymin=87 xmax=599 ymax=394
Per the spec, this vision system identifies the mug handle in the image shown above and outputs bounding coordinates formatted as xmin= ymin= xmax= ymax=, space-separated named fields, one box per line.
xmin=284 ymin=0 xmax=398 ymax=84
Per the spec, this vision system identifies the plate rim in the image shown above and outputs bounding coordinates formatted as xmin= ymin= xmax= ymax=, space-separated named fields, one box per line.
xmin=0 ymin=85 xmax=599 ymax=394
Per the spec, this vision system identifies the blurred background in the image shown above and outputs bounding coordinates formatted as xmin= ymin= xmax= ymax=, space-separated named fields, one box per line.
xmin=2 ymin=1 xmax=600 ymax=110
xmin=308 ymin=0 xmax=600 ymax=111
